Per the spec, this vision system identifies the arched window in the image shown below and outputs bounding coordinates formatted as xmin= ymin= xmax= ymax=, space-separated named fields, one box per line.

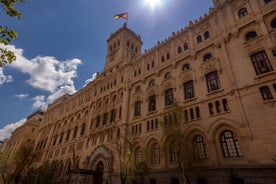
xmin=184 ymin=43 xmax=189 ymax=50
xmin=193 ymin=135 xmax=208 ymax=160
xmin=80 ymin=123 xmax=86 ymax=135
xmin=245 ymin=31 xmax=257 ymax=41
xmin=110 ymin=109 xmax=116 ymax=122
xmin=220 ymin=130 xmax=242 ymax=158
xmin=165 ymin=72 xmax=172 ymax=79
xmin=149 ymin=79 xmax=155 ymax=87
xmin=197 ymin=35 xmax=202 ymax=43
xmin=271 ymin=18 xmax=276 ymax=29
xmin=222 ymin=99 xmax=229 ymax=111
xmin=151 ymin=143 xmax=160 ymax=164
xmin=203 ymin=53 xmax=213 ymax=61
xmin=177 ymin=46 xmax=182 ymax=54
xmin=72 ymin=127 xmax=78 ymax=139
xmin=215 ymin=101 xmax=221 ymax=113
xmin=208 ymin=103 xmax=214 ymax=115
xmin=134 ymin=147 xmax=143 ymax=164
xmin=58 ymin=162 xmax=64 ymax=177
xmin=65 ymin=160 xmax=71 ymax=176
xmin=204 ymin=31 xmax=210 ymax=39
xmin=182 ymin=63 xmax=190 ymax=71
xmin=135 ymin=86 xmax=141 ymax=93
xmin=195 ymin=106 xmax=200 ymax=119
xmin=170 ymin=142 xmax=179 ymax=162
xmin=166 ymin=52 xmax=171 ymax=60
xmin=238 ymin=8 xmax=248 ymax=18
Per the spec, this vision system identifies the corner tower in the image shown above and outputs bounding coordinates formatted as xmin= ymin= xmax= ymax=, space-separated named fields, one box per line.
xmin=104 ymin=23 xmax=143 ymax=71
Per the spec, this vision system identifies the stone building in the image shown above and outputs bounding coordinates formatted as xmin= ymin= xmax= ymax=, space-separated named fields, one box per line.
xmin=30 ymin=0 xmax=276 ymax=183
xmin=3 ymin=110 xmax=44 ymax=155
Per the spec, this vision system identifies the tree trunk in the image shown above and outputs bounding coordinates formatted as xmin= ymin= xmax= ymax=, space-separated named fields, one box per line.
xmin=15 ymin=175 xmax=20 ymax=184
xmin=1 ymin=174 xmax=7 ymax=184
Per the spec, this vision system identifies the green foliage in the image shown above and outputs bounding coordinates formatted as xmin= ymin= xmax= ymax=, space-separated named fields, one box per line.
xmin=161 ymin=102 xmax=197 ymax=184
xmin=24 ymin=160 xmax=59 ymax=184
xmin=10 ymin=141 xmax=40 ymax=184
xmin=0 ymin=0 xmax=26 ymax=67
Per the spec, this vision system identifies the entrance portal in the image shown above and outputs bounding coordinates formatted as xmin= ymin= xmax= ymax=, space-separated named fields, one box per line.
xmin=93 ymin=161 xmax=104 ymax=184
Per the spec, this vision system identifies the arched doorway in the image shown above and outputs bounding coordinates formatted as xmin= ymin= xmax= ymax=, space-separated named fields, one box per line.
xmin=93 ymin=161 xmax=104 ymax=184
xmin=171 ymin=177 xmax=179 ymax=184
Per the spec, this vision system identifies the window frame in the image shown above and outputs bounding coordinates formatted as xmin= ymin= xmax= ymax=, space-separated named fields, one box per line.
xmin=183 ymin=80 xmax=195 ymax=100
xmin=220 ymin=130 xmax=242 ymax=158
xmin=206 ymin=71 xmax=221 ymax=92
xmin=165 ymin=88 xmax=174 ymax=106
xmin=250 ymin=51 xmax=273 ymax=75
xmin=193 ymin=135 xmax=208 ymax=160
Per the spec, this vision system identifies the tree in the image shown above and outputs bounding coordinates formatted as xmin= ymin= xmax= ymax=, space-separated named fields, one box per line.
xmin=9 ymin=140 xmax=40 ymax=184
xmin=0 ymin=0 xmax=26 ymax=67
xmin=161 ymin=102 xmax=196 ymax=184
xmin=24 ymin=160 xmax=59 ymax=184
xmin=116 ymin=133 xmax=133 ymax=184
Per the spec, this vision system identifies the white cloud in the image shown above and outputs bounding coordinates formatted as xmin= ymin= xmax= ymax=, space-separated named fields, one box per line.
xmin=31 ymin=85 xmax=75 ymax=110
xmin=0 ymin=68 xmax=13 ymax=86
xmin=0 ymin=119 xmax=26 ymax=141
xmin=14 ymin=93 xmax=29 ymax=99
xmin=83 ymin=72 xmax=98 ymax=87
xmin=2 ymin=44 xmax=82 ymax=109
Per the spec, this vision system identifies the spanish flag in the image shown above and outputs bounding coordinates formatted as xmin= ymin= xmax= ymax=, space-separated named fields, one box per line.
xmin=114 ymin=12 xmax=128 ymax=20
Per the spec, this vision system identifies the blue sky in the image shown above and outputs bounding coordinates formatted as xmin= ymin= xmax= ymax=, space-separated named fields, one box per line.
xmin=0 ymin=0 xmax=213 ymax=140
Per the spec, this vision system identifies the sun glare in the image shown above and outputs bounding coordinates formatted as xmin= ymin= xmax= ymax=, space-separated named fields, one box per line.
xmin=144 ymin=0 xmax=161 ymax=10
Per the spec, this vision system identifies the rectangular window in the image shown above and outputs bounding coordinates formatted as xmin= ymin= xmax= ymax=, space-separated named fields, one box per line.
xmin=183 ymin=81 xmax=194 ymax=99
xmin=206 ymin=71 xmax=221 ymax=92
xmin=250 ymin=51 xmax=273 ymax=75
xmin=260 ymin=86 xmax=274 ymax=101
xmin=134 ymin=101 xmax=141 ymax=116
xmin=165 ymin=88 xmax=174 ymax=106
xmin=148 ymin=95 xmax=156 ymax=112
